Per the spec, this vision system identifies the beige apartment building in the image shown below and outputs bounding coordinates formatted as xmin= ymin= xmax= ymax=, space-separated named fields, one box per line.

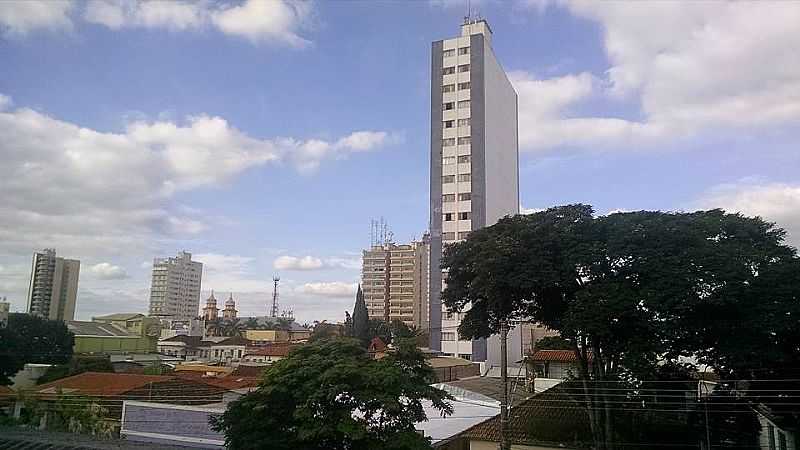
xmin=361 ymin=236 xmax=430 ymax=329
xmin=26 ymin=249 xmax=80 ymax=321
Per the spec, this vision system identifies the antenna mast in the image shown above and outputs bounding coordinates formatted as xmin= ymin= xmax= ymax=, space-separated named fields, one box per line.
xmin=271 ymin=276 xmax=280 ymax=318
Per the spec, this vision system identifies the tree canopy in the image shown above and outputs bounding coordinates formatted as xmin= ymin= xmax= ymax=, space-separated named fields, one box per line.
xmin=350 ymin=285 xmax=370 ymax=345
xmin=441 ymin=205 xmax=800 ymax=449
xmin=0 ymin=313 xmax=74 ymax=385
xmin=212 ymin=338 xmax=452 ymax=450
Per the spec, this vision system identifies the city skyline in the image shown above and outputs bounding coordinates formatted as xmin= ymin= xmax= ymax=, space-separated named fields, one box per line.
xmin=1 ymin=1 xmax=799 ymax=324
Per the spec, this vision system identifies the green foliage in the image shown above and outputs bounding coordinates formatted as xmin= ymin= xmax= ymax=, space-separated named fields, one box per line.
xmin=351 ymin=285 xmax=370 ymax=345
xmin=37 ymin=356 xmax=114 ymax=385
xmin=309 ymin=322 xmax=342 ymax=342
xmin=143 ymin=363 xmax=173 ymax=375
xmin=0 ymin=313 xmax=74 ymax=385
xmin=441 ymin=205 xmax=800 ymax=449
xmin=368 ymin=318 xmax=391 ymax=345
xmin=211 ymin=338 xmax=452 ymax=450
xmin=24 ymin=394 xmax=115 ymax=437
xmin=534 ymin=336 xmax=573 ymax=350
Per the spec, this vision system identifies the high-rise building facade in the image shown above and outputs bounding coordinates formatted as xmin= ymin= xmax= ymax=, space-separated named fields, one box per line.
xmin=26 ymin=249 xmax=80 ymax=321
xmin=429 ymin=20 xmax=519 ymax=361
xmin=361 ymin=237 xmax=430 ymax=329
xmin=148 ymin=251 xmax=203 ymax=322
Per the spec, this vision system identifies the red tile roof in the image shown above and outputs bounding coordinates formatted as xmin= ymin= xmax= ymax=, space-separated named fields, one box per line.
xmin=174 ymin=371 xmax=259 ymax=390
xmin=232 ymin=365 xmax=267 ymax=377
xmin=368 ymin=337 xmax=387 ymax=353
xmin=529 ymin=350 xmax=589 ymax=362
xmin=34 ymin=372 xmax=173 ymax=396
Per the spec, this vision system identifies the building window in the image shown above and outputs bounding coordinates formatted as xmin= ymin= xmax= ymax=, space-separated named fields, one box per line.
xmin=459 ymin=231 xmax=471 ymax=239
xmin=768 ymin=424 xmax=776 ymax=450
xmin=778 ymin=431 xmax=787 ymax=450
xmin=458 ymin=118 xmax=471 ymax=127
xmin=442 ymin=84 xmax=455 ymax=93
xmin=443 ymin=120 xmax=454 ymax=129
xmin=442 ymin=194 xmax=455 ymax=202
xmin=459 ymin=212 xmax=471 ymax=220
xmin=442 ymin=66 xmax=455 ymax=75
xmin=442 ymin=232 xmax=456 ymax=241
xmin=444 ymin=213 xmax=453 ymax=221
xmin=458 ymin=136 xmax=471 ymax=145
xmin=442 ymin=332 xmax=456 ymax=341
xmin=458 ymin=174 xmax=471 ymax=182
xmin=459 ymin=353 xmax=472 ymax=360
xmin=443 ymin=102 xmax=454 ymax=111
xmin=458 ymin=100 xmax=470 ymax=109
xmin=442 ymin=175 xmax=455 ymax=183
xmin=458 ymin=47 xmax=470 ymax=55
xmin=458 ymin=193 xmax=472 ymax=201
xmin=458 ymin=64 xmax=470 ymax=73
xmin=442 ymin=49 xmax=455 ymax=57
xmin=458 ymin=82 xmax=471 ymax=90
xmin=442 ymin=156 xmax=456 ymax=165
xmin=457 ymin=155 xmax=471 ymax=163
xmin=442 ymin=138 xmax=455 ymax=147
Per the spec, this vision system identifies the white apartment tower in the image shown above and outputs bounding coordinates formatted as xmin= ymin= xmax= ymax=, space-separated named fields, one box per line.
xmin=26 ymin=249 xmax=80 ymax=321
xmin=361 ymin=236 xmax=430 ymax=329
xmin=148 ymin=251 xmax=203 ymax=322
xmin=429 ymin=20 xmax=519 ymax=361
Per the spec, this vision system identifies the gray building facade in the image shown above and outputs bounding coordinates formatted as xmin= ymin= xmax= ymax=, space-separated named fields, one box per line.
xmin=148 ymin=251 xmax=203 ymax=322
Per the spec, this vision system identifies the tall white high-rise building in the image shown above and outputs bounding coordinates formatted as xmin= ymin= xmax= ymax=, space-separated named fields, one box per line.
xmin=26 ymin=249 xmax=80 ymax=321
xmin=148 ymin=251 xmax=203 ymax=322
xmin=429 ymin=19 xmax=519 ymax=361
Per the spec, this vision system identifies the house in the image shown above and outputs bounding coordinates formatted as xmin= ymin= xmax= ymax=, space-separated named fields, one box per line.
xmin=428 ymin=356 xmax=481 ymax=382
xmin=756 ymin=405 xmax=798 ymax=450
xmin=174 ymin=364 xmax=232 ymax=377
xmin=92 ymin=313 xmax=161 ymax=338
xmin=368 ymin=337 xmax=388 ymax=359
xmin=158 ymin=334 xmax=203 ymax=359
xmin=525 ymin=350 xmax=591 ymax=393
xmin=459 ymin=382 xmax=592 ymax=450
xmin=197 ymin=336 xmax=250 ymax=364
xmin=242 ymin=343 xmax=298 ymax=364
xmin=120 ymin=374 xmax=260 ymax=448
xmin=67 ymin=321 xmax=156 ymax=354
xmin=17 ymin=372 xmax=226 ymax=424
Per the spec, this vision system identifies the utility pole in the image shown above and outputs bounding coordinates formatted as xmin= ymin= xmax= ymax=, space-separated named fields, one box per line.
xmin=499 ymin=319 xmax=510 ymax=450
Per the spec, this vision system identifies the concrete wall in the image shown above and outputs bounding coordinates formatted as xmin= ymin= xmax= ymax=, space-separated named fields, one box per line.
xmin=759 ymin=413 xmax=798 ymax=450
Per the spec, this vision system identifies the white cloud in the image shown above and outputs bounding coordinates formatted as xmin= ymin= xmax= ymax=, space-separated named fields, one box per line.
xmin=295 ymin=282 xmax=357 ymax=298
xmin=0 ymin=94 xmax=12 ymax=111
xmin=89 ymin=262 xmax=128 ymax=280
xmin=274 ymin=255 xmax=361 ymax=271
xmin=274 ymin=255 xmax=324 ymax=271
xmin=519 ymin=1 xmax=800 ymax=151
xmin=211 ymin=0 xmax=312 ymax=47
xmin=84 ymin=0 xmax=205 ymax=31
xmin=693 ymin=181 xmax=800 ymax=248
xmin=0 ymin=97 xmax=392 ymax=259
xmin=84 ymin=0 xmax=311 ymax=46
xmin=0 ymin=0 xmax=73 ymax=36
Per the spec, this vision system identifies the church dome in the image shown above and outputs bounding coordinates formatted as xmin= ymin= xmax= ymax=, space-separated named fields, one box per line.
xmin=225 ymin=293 xmax=236 ymax=308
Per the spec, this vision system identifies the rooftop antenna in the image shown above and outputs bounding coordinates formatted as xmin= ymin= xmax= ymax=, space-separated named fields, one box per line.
xmin=271 ymin=276 xmax=280 ymax=318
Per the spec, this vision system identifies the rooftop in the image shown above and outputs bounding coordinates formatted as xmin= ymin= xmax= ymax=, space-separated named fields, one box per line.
xmin=34 ymin=372 xmax=173 ymax=396
xmin=439 ymin=376 xmax=531 ymax=407
xmin=92 ymin=313 xmax=146 ymax=322
xmin=66 ymin=321 xmax=137 ymax=337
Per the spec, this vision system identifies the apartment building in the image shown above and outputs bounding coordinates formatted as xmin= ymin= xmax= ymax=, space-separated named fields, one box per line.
xmin=429 ymin=19 xmax=519 ymax=361
xmin=361 ymin=236 xmax=430 ymax=329
xmin=26 ymin=249 xmax=80 ymax=321
xmin=148 ymin=251 xmax=203 ymax=322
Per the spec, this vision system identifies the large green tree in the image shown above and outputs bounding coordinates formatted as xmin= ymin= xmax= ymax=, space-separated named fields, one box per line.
xmin=351 ymin=284 xmax=370 ymax=345
xmin=211 ymin=338 xmax=452 ymax=450
xmin=0 ymin=313 xmax=74 ymax=385
xmin=442 ymin=205 xmax=800 ymax=449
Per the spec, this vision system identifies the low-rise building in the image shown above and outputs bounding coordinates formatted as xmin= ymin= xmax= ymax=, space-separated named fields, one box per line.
xmin=67 ymin=321 xmax=156 ymax=354
xmin=0 ymin=298 xmax=9 ymax=328
xmin=197 ymin=336 xmax=250 ymax=364
xmin=242 ymin=343 xmax=299 ymax=364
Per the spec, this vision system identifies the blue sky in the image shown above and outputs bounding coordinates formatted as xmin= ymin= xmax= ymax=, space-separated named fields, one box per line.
xmin=1 ymin=0 xmax=799 ymax=323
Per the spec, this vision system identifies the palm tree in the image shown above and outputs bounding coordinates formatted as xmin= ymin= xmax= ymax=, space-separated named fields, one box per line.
xmin=221 ymin=319 xmax=245 ymax=337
